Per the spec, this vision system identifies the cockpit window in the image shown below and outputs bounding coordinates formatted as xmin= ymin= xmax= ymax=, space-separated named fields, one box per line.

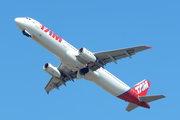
xmin=26 ymin=17 xmax=31 ymax=20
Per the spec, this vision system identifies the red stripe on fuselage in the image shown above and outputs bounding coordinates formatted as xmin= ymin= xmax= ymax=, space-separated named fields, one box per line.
xmin=118 ymin=89 xmax=150 ymax=108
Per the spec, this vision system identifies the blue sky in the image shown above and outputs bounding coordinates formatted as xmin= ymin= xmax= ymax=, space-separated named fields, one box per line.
xmin=1 ymin=0 xmax=179 ymax=119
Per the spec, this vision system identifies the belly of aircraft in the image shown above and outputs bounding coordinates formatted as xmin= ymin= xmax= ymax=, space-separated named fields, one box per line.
xmin=84 ymin=67 xmax=130 ymax=97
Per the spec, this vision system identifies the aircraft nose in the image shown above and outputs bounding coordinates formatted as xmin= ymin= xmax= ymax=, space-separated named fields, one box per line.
xmin=15 ymin=17 xmax=25 ymax=30
xmin=15 ymin=18 xmax=22 ymax=25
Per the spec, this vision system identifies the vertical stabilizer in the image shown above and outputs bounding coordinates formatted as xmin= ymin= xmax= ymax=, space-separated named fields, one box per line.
xmin=132 ymin=79 xmax=151 ymax=96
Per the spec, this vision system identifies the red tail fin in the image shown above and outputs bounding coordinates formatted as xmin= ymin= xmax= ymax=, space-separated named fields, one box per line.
xmin=132 ymin=79 xmax=151 ymax=96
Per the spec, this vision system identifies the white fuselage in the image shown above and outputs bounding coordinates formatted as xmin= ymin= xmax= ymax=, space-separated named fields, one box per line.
xmin=15 ymin=17 xmax=130 ymax=97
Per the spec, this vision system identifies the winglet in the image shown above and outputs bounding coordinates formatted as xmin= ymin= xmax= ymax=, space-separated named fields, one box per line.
xmin=47 ymin=91 xmax=50 ymax=94
xmin=148 ymin=46 xmax=152 ymax=50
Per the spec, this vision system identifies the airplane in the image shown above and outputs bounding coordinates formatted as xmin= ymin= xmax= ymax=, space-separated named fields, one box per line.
xmin=15 ymin=17 xmax=165 ymax=112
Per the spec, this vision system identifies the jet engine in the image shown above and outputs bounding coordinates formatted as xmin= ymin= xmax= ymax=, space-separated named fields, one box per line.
xmin=43 ymin=63 xmax=61 ymax=78
xmin=78 ymin=47 xmax=97 ymax=62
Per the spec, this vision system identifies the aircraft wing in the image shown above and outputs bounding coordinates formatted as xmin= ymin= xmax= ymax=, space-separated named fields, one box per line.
xmin=44 ymin=63 xmax=77 ymax=94
xmin=80 ymin=45 xmax=151 ymax=71
xmin=95 ymin=45 xmax=151 ymax=63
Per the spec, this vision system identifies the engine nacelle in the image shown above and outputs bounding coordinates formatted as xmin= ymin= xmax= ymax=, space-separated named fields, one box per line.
xmin=43 ymin=63 xmax=61 ymax=78
xmin=78 ymin=47 xmax=97 ymax=62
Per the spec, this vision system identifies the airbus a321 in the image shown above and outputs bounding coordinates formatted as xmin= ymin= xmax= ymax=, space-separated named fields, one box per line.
xmin=15 ymin=17 xmax=165 ymax=112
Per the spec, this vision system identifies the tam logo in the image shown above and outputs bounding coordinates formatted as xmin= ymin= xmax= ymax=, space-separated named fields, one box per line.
xmin=135 ymin=80 xmax=149 ymax=94
xmin=40 ymin=24 xmax=62 ymax=43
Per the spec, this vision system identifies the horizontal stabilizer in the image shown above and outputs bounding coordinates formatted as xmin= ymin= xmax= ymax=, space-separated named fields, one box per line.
xmin=126 ymin=103 xmax=139 ymax=112
xmin=139 ymin=95 xmax=165 ymax=103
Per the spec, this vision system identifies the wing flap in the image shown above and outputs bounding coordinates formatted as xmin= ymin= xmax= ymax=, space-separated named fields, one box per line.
xmin=44 ymin=77 xmax=65 ymax=94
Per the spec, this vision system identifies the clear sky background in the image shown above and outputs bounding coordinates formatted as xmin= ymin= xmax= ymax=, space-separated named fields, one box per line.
xmin=0 ymin=0 xmax=179 ymax=120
